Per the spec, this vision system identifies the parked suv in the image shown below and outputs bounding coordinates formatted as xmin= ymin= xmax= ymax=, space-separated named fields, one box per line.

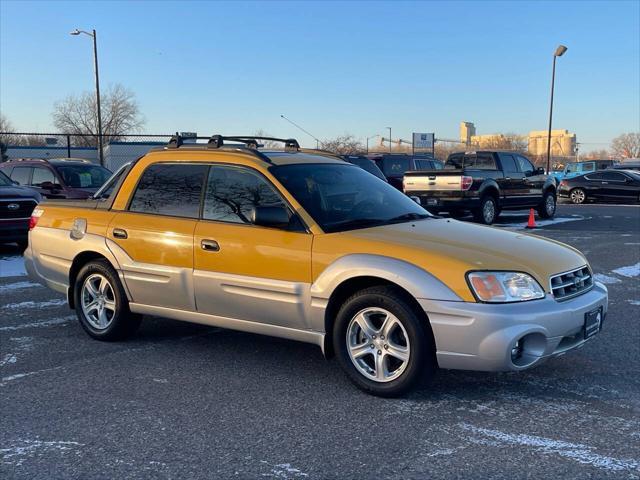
xmin=370 ymin=154 xmax=443 ymax=190
xmin=0 ymin=170 xmax=41 ymax=248
xmin=341 ymin=155 xmax=387 ymax=181
xmin=403 ymin=151 xmax=557 ymax=224
xmin=0 ymin=158 xmax=112 ymax=200
xmin=552 ymin=160 xmax=615 ymax=183
xmin=25 ymin=135 xmax=607 ymax=397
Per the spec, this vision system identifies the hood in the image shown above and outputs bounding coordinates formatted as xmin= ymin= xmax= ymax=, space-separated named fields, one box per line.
xmin=342 ymin=218 xmax=588 ymax=301
xmin=0 ymin=185 xmax=42 ymax=201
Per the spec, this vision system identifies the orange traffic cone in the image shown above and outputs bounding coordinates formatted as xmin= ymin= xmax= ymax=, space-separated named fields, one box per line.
xmin=526 ymin=208 xmax=537 ymax=229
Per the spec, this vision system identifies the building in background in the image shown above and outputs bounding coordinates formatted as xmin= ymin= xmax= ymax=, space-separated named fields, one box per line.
xmin=528 ymin=129 xmax=577 ymax=157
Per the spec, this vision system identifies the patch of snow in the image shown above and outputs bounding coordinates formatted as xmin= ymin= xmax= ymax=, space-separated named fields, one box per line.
xmin=628 ymin=300 xmax=640 ymax=306
xmin=0 ymin=439 xmax=83 ymax=466
xmin=260 ymin=461 xmax=309 ymax=478
xmin=0 ymin=281 xmax=40 ymax=293
xmin=460 ymin=423 xmax=640 ymax=472
xmin=0 ymin=354 xmax=17 ymax=367
xmin=593 ymin=273 xmax=622 ymax=285
xmin=612 ymin=262 xmax=640 ymax=278
xmin=0 ymin=316 xmax=74 ymax=332
xmin=0 ymin=256 xmax=26 ymax=278
xmin=496 ymin=216 xmax=584 ymax=230
xmin=2 ymin=299 xmax=66 ymax=309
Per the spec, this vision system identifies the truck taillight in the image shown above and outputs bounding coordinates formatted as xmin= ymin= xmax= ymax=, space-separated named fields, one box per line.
xmin=29 ymin=207 xmax=44 ymax=230
xmin=461 ymin=176 xmax=473 ymax=190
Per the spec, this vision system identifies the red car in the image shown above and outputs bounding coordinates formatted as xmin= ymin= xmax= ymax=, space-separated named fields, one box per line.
xmin=0 ymin=158 xmax=112 ymax=200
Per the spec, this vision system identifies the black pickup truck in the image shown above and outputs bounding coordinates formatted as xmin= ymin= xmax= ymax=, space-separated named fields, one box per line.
xmin=403 ymin=151 xmax=557 ymax=224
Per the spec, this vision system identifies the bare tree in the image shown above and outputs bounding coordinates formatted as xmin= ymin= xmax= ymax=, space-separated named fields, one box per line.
xmin=321 ymin=134 xmax=365 ymax=155
xmin=581 ymin=148 xmax=610 ymax=160
xmin=253 ymin=130 xmax=284 ymax=149
xmin=611 ymin=133 xmax=640 ymax=158
xmin=52 ymin=84 xmax=144 ymax=147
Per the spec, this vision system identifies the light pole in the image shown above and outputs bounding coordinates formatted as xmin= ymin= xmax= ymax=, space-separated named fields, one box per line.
xmin=366 ymin=134 xmax=380 ymax=154
xmin=280 ymin=114 xmax=321 ymax=149
xmin=70 ymin=28 xmax=104 ymax=167
xmin=387 ymin=127 xmax=392 ymax=153
xmin=546 ymin=44 xmax=567 ymax=174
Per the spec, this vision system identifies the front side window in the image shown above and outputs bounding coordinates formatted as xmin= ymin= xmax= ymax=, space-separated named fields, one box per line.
xmin=11 ymin=167 xmax=32 ymax=185
xmin=31 ymin=167 xmax=56 ymax=186
xmin=129 ymin=163 xmax=207 ymax=218
xmin=271 ymin=163 xmax=430 ymax=233
xmin=581 ymin=162 xmax=595 ymax=173
xmin=516 ymin=155 xmax=535 ymax=175
xmin=202 ymin=165 xmax=285 ymax=224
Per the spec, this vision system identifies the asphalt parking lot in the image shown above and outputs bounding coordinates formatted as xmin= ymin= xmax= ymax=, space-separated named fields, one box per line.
xmin=1 ymin=204 xmax=639 ymax=479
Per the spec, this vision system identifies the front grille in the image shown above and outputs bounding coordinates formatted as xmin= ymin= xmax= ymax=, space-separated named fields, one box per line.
xmin=0 ymin=199 xmax=37 ymax=219
xmin=550 ymin=266 xmax=593 ymax=301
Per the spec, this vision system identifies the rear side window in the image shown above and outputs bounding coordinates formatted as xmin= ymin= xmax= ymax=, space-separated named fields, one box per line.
xmin=500 ymin=154 xmax=519 ymax=173
xmin=601 ymin=172 xmax=627 ymax=182
xmin=381 ymin=157 xmax=411 ymax=176
xmin=10 ymin=167 xmax=32 ymax=185
xmin=202 ymin=165 xmax=285 ymax=224
xmin=31 ymin=167 xmax=56 ymax=186
xmin=129 ymin=163 xmax=207 ymax=218
xmin=581 ymin=162 xmax=595 ymax=173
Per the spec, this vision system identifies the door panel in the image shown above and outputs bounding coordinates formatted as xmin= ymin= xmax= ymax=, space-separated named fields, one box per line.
xmin=108 ymin=212 xmax=197 ymax=310
xmin=497 ymin=154 xmax=524 ymax=206
xmin=193 ymin=221 xmax=312 ymax=328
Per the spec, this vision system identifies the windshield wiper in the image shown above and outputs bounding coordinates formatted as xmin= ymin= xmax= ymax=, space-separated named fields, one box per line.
xmin=385 ymin=212 xmax=431 ymax=224
xmin=325 ymin=218 xmax=387 ymax=232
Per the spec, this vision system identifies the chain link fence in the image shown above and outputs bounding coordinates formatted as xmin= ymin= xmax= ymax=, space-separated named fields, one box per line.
xmin=0 ymin=132 xmax=175 ymax=171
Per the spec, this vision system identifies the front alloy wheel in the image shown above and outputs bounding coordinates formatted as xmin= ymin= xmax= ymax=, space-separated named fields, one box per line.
xmin=334 ymin=285 xmax=436 ymax=397
xmin=346 ymin=308 xmax=410 ymax=382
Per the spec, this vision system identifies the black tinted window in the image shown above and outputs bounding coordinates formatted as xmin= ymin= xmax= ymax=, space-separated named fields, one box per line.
xmin=381 ymin=157 xmax=411 ymax=176
xmin=445 ymin=155 xmax=463 ymax=169
xmin=601 ymin=172 xmax=627 ymax=182
xmin=463 ymin=154 xmax=496 ymax=170
xmin=11 ymin=167 xmax=31 ymax=185
xmin=129 ymin=163 xmax=207 ymax=218
xmin=586 ymin=172 xmax=605 ymax=180
xmin=31 ymin=167 xmax=56 ymax=186
xmin=500 ymin=154 xmax=519 ymax=173
xmin=203 ymin=166 xmax=285 ymax=224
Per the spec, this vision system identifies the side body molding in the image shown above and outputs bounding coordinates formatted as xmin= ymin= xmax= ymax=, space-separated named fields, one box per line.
xmin=309 ymin=254 xmax=462 ymax=333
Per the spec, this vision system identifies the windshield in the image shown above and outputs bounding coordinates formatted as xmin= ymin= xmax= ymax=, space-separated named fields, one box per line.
xmin=0 ymin=171 xmax=12 ymax=186
xmin=92 ymin=163 xmax=130 ymax=199
xmin=56 ymin=164 xmax=112 ymax=189
xmin=270 ymin=163 xmax=431 ymax=233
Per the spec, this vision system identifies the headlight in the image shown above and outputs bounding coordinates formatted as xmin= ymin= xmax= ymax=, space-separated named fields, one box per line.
xmin=467 ymin=271 xmax=545 ymax=302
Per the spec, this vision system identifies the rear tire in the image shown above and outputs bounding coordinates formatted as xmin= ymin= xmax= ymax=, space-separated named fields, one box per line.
xmin=537 ymin=190 xmax=557 ymax=219
xmin=333 ymin=285 xmax=436 ymax=397
xmin=74 ymin=259 xmax=141 ymax=341
xmin=473 ymin=196 xmax=498 ymax=225
xmin=570 ymin=188 xmax=586 ymax=204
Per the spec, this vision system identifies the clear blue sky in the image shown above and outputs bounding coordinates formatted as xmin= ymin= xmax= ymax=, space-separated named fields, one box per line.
xmin=1 ymin=0 xmax=638 ymax=150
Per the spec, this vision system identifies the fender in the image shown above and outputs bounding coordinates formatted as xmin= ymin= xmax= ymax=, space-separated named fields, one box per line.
xmin=477 ymin=179 xmax=500 ymax=200
xmin=311 ymin=254 xmax=461 ymax=302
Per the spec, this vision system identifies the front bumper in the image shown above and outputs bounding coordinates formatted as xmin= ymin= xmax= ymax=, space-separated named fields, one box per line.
xmin=419 ymin=282 xmax=608 ymax=372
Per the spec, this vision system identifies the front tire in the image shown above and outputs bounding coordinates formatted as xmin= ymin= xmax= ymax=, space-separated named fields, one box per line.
xmin=570 ymin=188 xmax=586 ymax=204
xmin=333 ymin=286 xmax=436 ymax=397
xmin=473 ymin=196 xmax=498 ymax=225
xmin=537 ymin=190 xmax=557 ymax=219
xmin=74 ymin=259 xmax=141 ymax=341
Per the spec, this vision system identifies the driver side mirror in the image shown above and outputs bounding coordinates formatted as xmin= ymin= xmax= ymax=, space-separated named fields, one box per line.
xmin=535 ymin=167 xmax=545 ymax=175
xmin=250 ymin=205 xmax=290 ymax=229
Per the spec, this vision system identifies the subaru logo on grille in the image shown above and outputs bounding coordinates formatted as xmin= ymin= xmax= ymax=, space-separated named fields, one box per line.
xmin=7 ymin=203 xmax=19 ymax=210
xmin=573 ymin=276 xmax=583 ymax=287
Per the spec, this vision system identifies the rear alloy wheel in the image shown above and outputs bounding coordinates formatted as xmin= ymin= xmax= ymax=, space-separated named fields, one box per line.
xmin=570 ymin=188 xmax=586 ymax=204
xmin=334 ymin=286 xmax=436 ymax=397
xmin=74 ymin=259 xmax=141 ymax=341
xmin=473 ymin=196 xmax=498 ymax=225
xmin=537 ymin=191 xmax=556 ymax=219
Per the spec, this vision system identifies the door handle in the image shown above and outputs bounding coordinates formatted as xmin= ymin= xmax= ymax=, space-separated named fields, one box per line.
xmin=504 ymin=177 xmax=511 ymax=181
xmin=201 ymin=239 xmax=220 ymax=252
xmin=113 ymin=228 xmax=128 ymax=239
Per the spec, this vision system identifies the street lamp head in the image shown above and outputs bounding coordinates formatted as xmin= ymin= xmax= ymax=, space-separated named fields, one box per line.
xmin=554 ymin=45 xmax=568 ymax=57
xmin=70 ymin=29 xmax=81 ymax=35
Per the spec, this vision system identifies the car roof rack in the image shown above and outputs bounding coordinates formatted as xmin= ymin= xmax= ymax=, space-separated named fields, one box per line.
xmin=166 ymin=133 xmax=300 ymax=152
